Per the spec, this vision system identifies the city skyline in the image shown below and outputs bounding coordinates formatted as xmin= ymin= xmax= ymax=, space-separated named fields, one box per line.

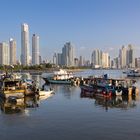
xmin=0 ymin=0 xmax=140 ymax=60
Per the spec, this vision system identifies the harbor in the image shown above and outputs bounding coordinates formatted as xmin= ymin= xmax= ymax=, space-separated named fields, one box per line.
xmin=0 ymin=69 xmax=140 ymax=140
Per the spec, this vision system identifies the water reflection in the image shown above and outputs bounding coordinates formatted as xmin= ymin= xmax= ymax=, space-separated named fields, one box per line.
xmin=46 ymin=84 xmax=78 ymax=99
xmin=0 ymin=98 xmax=25 ymax=114
xmin=80 ymin=92 xmax=139 ymax=111
xmin=0 ymin=94 xmax=53 ymax=114
xmin=24 ymin=96 xmax=39 ymax=108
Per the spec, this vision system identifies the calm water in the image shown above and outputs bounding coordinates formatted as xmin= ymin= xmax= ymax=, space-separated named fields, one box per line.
xmin=0 ymin=69 xmax=140 ymax=140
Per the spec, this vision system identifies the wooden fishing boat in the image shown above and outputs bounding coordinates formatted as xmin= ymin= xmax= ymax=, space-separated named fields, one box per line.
xmin=0 ymin=77 xmax=25 ymax=99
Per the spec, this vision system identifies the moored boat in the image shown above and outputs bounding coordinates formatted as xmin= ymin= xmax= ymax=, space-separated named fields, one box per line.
xmin=39 ymin=89 xmax=54 ymax=96
xmin=42 ymin=69 xmax=74 ymax=84
xmin=123 ymin=69 xmax=140 ymax=77
xmin=0 ymin=76 xmax=25 ymax=99
xmin=80 ymin=77 xmax=139 ymax=97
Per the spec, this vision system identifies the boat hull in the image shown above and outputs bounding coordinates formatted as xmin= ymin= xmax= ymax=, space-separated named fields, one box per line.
xmin=39 ymin=90 xmax=54 ymax=96
xmin=43 ymin=78 xmax=72 ymax=84
xmin=0 ymin=89 xmax=25 ymax=99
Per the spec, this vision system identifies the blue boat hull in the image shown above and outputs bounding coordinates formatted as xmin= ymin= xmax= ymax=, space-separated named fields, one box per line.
xmin=43 ymin=78 xmax=72 ymax=84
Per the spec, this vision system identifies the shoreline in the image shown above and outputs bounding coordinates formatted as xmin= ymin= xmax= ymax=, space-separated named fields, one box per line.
xmin=0 ymin=68 xmax=129 ymax=74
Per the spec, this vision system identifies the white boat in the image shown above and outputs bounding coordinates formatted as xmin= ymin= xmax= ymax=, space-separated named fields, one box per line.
xmin=39 ymin=93 xmax=53 ymax=101
xmin=39 ymin=89 xmax=54 ymax=96
xmin=125 ymin=69 xmax=140 ymax=77
xmin=41 ymin=69 xmax=74 ymax=84
xmin=39 ymin=89 xmax=54 ymax=101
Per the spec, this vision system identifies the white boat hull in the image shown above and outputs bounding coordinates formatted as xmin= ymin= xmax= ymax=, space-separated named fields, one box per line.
xmin=115 ymin=90 xmax=122 ymax=96
xmin=39 ymin=90 xmax=54 ymax=96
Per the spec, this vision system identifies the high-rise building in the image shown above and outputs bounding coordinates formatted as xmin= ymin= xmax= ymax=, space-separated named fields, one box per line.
xmin=9 ymin=38 xmax=16 ymax=65
xmin=62 ymin=42 xmax=74 ymax=67
xmin=102 ymin=52 xmax=109 ymax=68
xmin=119 ymin=45 xmax=135 ymax=68
xmin=91 ymin=49 xmax=102 ymax=68
xmin=53 ymin=53 xmax=57 ymax=65
xmin=120 ymin=46 xmax=127 ymax=68
xmin=32 ymin=34 xmax=39 ymax=65
xmin=21 ymin=23 xmax=30 ymax=65
xmin=0 ymin=42 xmax=9 ymax=65
xmin=57 ymin=53 xmax=62 ymax=66
xmin=126 ymin=44 xmax=134 ymax=68
xmin=39 ymin=56 xmax=42 ymax=64
xmin=74 ymin=58 xmax=79 ymax=67
xmin=79 ymin=56 xmax=83 ymax=67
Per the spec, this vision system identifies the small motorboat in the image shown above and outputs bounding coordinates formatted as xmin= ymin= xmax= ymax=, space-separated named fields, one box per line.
xmin=39 ymin=88 xmax=54 ymax=96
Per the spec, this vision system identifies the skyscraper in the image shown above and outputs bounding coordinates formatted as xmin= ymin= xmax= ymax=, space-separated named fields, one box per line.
xmin=79 ymin=56 xmax=83 ymax=67
xmin=120 ymin=46 xmax=127 ymax=68
xmin=91 ymin=49 xmax=102 ymax=68
xmin=32 ymin=34 xmax=39 ymax=65
xmin=102 ymin=52 xmax=109 ymax=68
xmin=57 ymin=53 xmax=62 ymax=66
xmin=62 ymin=42 xmax=74 ymax=67
xmin=0 ymin=42 xmax=9 ymax=65
xmin=21 ymin=23 xmax=30 ymax=65
xmin=126 ymin=44 xmax=134 ymax=68
xmin=9 ymin=38 xmax=16 ymax=65
xmin=53 ymin=53 xmax=57 ymax=65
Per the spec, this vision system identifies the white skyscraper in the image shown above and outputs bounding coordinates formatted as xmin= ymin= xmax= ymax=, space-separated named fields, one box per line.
xmin=21 ymin=23 xmax=30 ymax=65
xmin=102 ymin=52 xmax=109 ymax=68
xmin=0 ymin=42 xmax=9 ymax=65
xmin=32 ymin=34 xmax=39 ymax=65
xmin=120 ymin=46 xmax=127 ymax=68
xmin=9 ymin=38 xmax=16 ymax=65
xmin=62 ymin=42 xmax=74 ymax=67
xmin=91 ymin=49 xmax=102 ymax=68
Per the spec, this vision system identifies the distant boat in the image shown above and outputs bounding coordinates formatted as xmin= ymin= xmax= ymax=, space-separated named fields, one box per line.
xmin=41 ymin=69 xmax=74 ymax=84
xmin=123 ymin=69 xmax=140 ymax=77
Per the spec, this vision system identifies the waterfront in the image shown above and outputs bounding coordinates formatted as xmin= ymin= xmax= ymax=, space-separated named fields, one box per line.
xmin=0 ymin=70 xmax=140 ymax=140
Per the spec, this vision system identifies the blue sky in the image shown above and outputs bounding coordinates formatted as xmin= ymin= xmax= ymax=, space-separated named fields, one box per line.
xmin=0 ymin=0 xmax=140 ymax=61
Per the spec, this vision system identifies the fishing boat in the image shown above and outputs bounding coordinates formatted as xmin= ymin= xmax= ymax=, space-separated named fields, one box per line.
xmin=0 ymin=75 xmax=25 ymax=99
xmin=42 ymin=69 xmax=74 ymax=84
xmin=24 ymin=79 xmax=39 ymax=96
xmin=80 ymin=83 xmax=113 ymax=98
xmin=80 ymin=76 xmax=139 ymax=96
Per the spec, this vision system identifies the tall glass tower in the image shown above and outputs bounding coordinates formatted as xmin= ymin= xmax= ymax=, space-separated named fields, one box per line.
xmin=9 ymin=38 xmax=16 ymax=65
xmin=32 ymin=34 xmax=39 ymax=65
xmin=21 ymin=23 xmax=29 ymax=65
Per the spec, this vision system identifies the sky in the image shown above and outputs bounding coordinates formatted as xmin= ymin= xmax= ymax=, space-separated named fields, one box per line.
xmin=0 ymin=0 xmax=140 ymax=61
